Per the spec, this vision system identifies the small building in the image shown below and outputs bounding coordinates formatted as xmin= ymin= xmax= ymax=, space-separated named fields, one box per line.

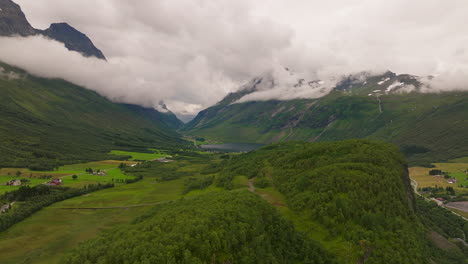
xmin=447 ymin=179 xmax=457 ymax=184
xmin=154 ymin=158 xmax=174 ymax=163
xmin=47 ymin=178 xmax=62 ymax=186
xmin=7 ymin=180 xmax=21 ymax=186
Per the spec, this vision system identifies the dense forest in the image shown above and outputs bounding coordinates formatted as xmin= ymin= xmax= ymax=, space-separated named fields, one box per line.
xmin=62 ymin=190 xmax=336 ymax=264
xmin=204 ymin=140 xmax=467 ymax=263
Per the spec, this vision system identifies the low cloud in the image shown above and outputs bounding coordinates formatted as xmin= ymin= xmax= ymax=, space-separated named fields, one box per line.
xmin=1 ymin=0 xmax=467 ymax=118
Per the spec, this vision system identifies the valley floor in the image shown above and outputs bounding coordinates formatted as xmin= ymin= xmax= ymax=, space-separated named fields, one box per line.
xmin=0 ymin=148 xmax=466 ymax=263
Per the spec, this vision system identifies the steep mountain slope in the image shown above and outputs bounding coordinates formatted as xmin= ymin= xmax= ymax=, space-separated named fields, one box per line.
xmin=184 ymin=71 xmax=468 ymax=165
xmin=0 ymin=0 xmax=35 ymax=36
xmin=0 ymin=0 xmax=105 ymax=59
xmin=38 ymin=23 xmax=106 ymax=60
xmin=0 ymin=62 xmax=187 ymax=170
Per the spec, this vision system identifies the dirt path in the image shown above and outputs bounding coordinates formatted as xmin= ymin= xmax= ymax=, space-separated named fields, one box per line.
xmin=52 ymin=200 xmax=173 ymax=210
xmin=247 ymin=180 xmax=255 ymax=192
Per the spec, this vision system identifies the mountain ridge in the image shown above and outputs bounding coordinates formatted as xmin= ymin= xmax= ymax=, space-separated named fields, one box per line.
xmin=183 ymin=70 xmax=468 ymax=165
xmin=0 ymin=62 xmax=187 ymax=170
xmin=0 ymin=0 xmax=106 ymax=59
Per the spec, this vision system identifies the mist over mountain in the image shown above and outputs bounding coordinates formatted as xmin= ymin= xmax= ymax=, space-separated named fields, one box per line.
xmin=0 ymin=0 xmax=105 ymax=59
xmin=0 ymin=0 xmax=465 ymax=118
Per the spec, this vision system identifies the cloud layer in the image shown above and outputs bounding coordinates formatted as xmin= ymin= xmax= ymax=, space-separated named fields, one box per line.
xmin=1 ymin=0 xmax=467 ymax=118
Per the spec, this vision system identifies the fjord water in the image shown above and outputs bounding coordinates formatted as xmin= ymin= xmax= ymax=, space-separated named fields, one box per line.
xmin=200 ymin=143 xmax=264 ymax=152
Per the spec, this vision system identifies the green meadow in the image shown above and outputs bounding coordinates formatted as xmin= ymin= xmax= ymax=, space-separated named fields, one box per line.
xmin=0 ymin=151 xmax=211 ymax=263
xmin=0 ymin=173 xmax=186 ymax=264
xmin=109 ymin=149 xmax=167 ymax=161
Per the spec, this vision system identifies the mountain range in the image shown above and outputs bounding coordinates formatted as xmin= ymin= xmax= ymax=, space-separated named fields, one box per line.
xmin=183 ymin=69 xmax=468 ymax=165
xmin=0 ymin=0 xmax=105 ymax=59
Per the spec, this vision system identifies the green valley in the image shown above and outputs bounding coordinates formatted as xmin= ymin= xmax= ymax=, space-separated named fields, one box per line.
xmin=183 ymin=72 xmax=468 ymax=166
xmin=0 ymin=141 xmax=465 ymax=264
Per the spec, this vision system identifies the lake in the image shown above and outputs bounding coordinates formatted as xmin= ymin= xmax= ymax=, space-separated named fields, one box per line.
xmin=200 ymin=143 xmax=264 ymax=152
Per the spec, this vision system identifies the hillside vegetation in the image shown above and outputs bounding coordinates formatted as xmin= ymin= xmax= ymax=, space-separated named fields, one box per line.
xmin=184 ymin=72 xmax=468 ymax=165
xmin=0 ymin=62 xmax=186 ymax=170
xmin=63 ymin=190 xmax=336 ymax=264
xmin=206 ymin=140 xmax=466 ymax=263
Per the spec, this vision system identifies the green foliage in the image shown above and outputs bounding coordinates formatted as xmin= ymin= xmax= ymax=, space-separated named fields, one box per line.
xmin=183 ymin=176 xmax=214 ymax=194
xmin=0 ymin=184 xmax=113 ymax=232
xmin=416 ymin=198 xmax=468 ymax=242
xmin=213 ymin=140 xmax=452 ymax=263
xmin=62 ymin=191 xmax=336 ymax=264
xmin=0 ymin=62 xmax=188 ymax=170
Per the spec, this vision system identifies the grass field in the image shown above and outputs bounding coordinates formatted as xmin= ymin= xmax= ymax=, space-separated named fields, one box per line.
xmin=0 ymin=160 xmax=139 ymax=192
xmin=0 ymin=174 xmax=186 ymax=264
xmin=0 ymin=177 xmax=46 ymax=195
xmin=0 ymin=151 xmax=214 ymax=264
xmin=410 ymin=162 xmax=468 ymax=192
xmin=109 ymin=149 xmax=167 ymax=161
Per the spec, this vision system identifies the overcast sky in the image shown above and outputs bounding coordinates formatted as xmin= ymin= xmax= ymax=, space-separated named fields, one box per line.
xmin=2 ymin=0 xmax=467 ymax=120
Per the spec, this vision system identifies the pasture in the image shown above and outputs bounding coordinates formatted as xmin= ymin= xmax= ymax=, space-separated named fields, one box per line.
xmin=0 ymin=151 xmax=213 ymax=264
xmin=109 ymin=149 xmax=167 ymax=161
xmin=410 ymin=161 xmax=468 ymax=192
xmin=0 ymin=174 xmax=185 ymax=264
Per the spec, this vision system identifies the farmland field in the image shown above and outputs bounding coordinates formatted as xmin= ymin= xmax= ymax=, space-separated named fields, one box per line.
xmin=0 ymin=160 xmax=139 ymax=192
xmin=0 ymin=151 xmax=213 ymax=264
xmin=409 ymin=161 xmax=468 ymax=193
xmin=109 ymin=149 xmax=167 ymax=161
xmin=0 ymin=171 xmax=186 ymax=264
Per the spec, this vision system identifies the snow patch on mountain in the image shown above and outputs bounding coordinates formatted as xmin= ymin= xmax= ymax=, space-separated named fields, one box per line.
xmin=378 ymin=78 xmax=391 ymax=85
xmin=235 ymin=67 xmax=336 ymax=103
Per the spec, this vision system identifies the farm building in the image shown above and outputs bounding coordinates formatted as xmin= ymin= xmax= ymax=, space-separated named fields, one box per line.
xmin=6 ymin=179 xmax=21 ymax=186
xmin=47 ymin=178 xmax=62 ymax=186
xmin=93 ymin=171 xmax=107 ymax=176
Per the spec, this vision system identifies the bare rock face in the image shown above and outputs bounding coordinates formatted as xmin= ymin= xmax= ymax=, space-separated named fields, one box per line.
xmin=39 ymin=23 xmax=106 ymax=60
xmin=0 ymin=0 xmax=106 ymax=60
xmin=0 ymin=0 xmax=36 ymax=36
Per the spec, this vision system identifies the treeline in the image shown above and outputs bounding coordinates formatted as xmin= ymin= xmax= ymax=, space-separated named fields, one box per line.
xmin=125 ymin=152 xmax=214 ymax=182
xmin=0 ymin=184 xmax=113 ymax=232
xmin=417 ymin=197 xmax=468 ymax=241
xmin=210 ymin=140 xmax=464 ymax=263
xmin=183 ymin=176 xmax=214 ymax=194
xmin=62 ymin=191 xmax=336 ymax=264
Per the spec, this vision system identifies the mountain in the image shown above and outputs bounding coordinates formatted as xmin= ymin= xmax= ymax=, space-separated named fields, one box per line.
xmin=38 ymin=23 xmax=106 ymax=60
xmin=0 ymin=0 xmax=35 ymax=36
xmin=183 ymin=70 xmax=468 ymax=165
xmin=0 ymin=0 xmax=105 ymax=59
xmin=0 ymin=62 xmax=187 ymax=170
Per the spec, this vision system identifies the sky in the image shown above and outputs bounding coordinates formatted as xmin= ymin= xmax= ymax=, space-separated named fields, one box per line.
xmin=1 ymin=0 xmax=468 ymax=121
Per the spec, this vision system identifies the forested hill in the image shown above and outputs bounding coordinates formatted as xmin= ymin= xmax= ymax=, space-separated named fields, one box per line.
xmin=211 ymin=140 xmax=466 ymax=263
xmin=63 ymin=191 xmax=336 ymax=264
xmin=183 ymin=72 xmax=468 ymax=165
xmin=61 ymin=140 xmax=467 ymax=263
xmin=0 ymin=62 xmax=187 ymax=170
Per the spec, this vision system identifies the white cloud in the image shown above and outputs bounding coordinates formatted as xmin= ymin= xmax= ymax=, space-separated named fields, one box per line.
xmin=1 ymin=0 xmax=467 ymax=118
